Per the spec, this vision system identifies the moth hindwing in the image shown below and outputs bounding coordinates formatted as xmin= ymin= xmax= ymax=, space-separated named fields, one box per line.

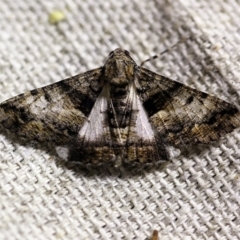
xmin=0 ymin=48 xmax=239 ymax=166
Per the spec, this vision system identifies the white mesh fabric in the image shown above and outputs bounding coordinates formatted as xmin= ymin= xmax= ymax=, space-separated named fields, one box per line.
xmin=0 ymin=0 xmax=240 ymax=239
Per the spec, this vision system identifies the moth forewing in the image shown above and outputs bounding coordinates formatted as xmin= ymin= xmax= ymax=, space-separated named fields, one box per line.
xmin=0 ymin=48 xmax=239 ymax=167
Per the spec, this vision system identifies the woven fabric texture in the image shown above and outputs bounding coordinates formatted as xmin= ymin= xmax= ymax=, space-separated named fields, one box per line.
xmin=0 ymin=0 xmax=240 ymax=239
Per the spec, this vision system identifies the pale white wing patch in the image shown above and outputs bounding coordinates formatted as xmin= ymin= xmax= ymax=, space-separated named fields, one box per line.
xmin=130 ymin=86 xmax=155 ymax=141
xmin=56 ymin=86 xmax=110 ymax=161
xmin=77 ymin=87 xmax=109 ymax=142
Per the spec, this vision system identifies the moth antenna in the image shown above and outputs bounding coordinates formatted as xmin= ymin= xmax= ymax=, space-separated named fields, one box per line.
xmin=140 ymin=36 xmax=192 ymax=66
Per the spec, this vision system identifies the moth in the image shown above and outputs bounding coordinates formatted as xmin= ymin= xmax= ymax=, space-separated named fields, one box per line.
xmin=0 ymin=48 xmax=239 ymax=166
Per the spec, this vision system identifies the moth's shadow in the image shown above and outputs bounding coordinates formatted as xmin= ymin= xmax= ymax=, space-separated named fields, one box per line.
xmin=56 ymin=156 xmax=170 ymax=179
xmin=57 ymin=143 xmax=220 ymax=179
xmin=1 ymin=128 xmax=221 ymax=179
xmin=0 ymin=128 xmax=170 ymax=178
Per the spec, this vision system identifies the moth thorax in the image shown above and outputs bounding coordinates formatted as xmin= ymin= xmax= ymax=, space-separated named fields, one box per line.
xmin=110 ymin=79 xmax=129 ymax=98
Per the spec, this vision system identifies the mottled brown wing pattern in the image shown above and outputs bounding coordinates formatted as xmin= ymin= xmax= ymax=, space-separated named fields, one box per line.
xmin=136 ymin=67 xmax=240 ymax=147
xmin=1 ymin=48 xmax=240 ymax=166
xmin=0 ymin=68 xmax=103 ymax=145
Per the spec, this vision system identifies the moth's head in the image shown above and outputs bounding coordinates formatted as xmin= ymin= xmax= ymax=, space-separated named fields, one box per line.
xmin=107 ymin=48 xmax=135 ymax=62
xmin=103 ymin=48 xmax=136 ymax=86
